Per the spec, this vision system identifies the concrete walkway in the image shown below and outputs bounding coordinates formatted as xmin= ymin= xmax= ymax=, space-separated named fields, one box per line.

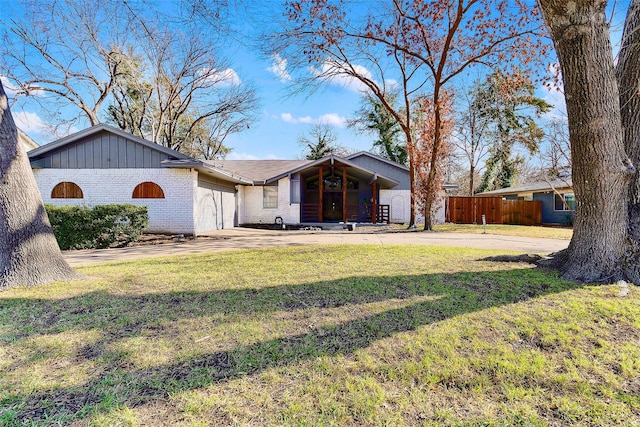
xmin=63 ymin=228 xmax=569 ymax=266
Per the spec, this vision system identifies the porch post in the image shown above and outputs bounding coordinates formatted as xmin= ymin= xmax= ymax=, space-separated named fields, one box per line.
xmin=318 ymin=166 xmax=323 ymax=222
xmin=342 ymin=166 xmax=347 ymax=223
xmin=372 ymin=179 xmax=378 ymax=224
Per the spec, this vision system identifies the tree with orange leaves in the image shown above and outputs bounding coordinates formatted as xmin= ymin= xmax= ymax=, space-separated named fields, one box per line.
xmin=275 ymin=0 xmax=550 ymax=229
xmin=413 ymin=93 xmax=455 ymax=225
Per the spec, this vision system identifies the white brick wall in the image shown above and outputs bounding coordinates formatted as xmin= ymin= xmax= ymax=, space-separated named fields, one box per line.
xmin=34 ymin=168 xmax=197 ymax=234
xmin=237 ymin=177 xmax=300 ymax=225
xmin=380 ymin=190 xmax=411 ymax=224
xmin=380 ymin=189 xmax=446 ymax=224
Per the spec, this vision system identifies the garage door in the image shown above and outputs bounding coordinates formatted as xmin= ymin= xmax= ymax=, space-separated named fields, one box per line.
xmin=195 ymin=177 xmax=236 ymax=232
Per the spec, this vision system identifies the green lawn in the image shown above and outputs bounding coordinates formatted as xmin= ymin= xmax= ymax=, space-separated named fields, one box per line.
xmin=1 ymin=245 xmax=638 ymax=426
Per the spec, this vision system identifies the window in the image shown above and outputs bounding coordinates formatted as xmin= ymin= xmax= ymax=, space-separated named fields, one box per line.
xmin=263 ymin=185 xmax=278 ymax=208
xmin=306 ymin=174 xmax=359 ymax=190
xmin=554 ymin=193 xmax=575 ymax=211
xmin=51 ymin=182 xmax=83 ymax=198
xmin=132 ymin=182 xmax=165 ymax=199
xmin=290 ymin=175 xmax=301 ymax=204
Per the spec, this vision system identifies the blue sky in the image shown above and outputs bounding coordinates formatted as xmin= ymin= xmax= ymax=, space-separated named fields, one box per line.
xmin=221 ymin=43 xmax=375 ymax=160
xmin=1 ymin=1 xmax=629 ymax=161
xmin=1 ymin=0 xmax=378 ymax=160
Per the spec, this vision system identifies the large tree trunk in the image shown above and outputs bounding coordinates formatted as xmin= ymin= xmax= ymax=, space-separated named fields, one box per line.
xmin=538 ymin=0 xmax=634 ymax=283
xmin=617 ymin=0 xmax=640 ymax=282
xmin=0 ymin=82 xmax=81 ymax=290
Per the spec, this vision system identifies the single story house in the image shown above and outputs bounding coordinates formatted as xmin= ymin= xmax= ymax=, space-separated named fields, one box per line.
xmin=477 ymin=178 xmax=574 ymax=225
xmin=28 ymin=124 xmax=436 ymax=234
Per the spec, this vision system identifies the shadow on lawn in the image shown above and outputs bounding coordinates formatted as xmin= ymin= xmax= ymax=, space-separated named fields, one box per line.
xmin=1 ymin=267 xmax=583 ymax=423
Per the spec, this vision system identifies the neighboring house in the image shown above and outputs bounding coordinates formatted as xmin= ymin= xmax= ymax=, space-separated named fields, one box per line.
xmin=477 ymin=178 xmax=574 ymax=225
xmin=29 ymin=124 xmax=436 ymax=234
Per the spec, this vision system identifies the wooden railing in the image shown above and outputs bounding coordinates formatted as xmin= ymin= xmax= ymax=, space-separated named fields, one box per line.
xmin=300 ymin=203 xmax=390 ymax=223
xmin=301 ymin=203 xmax=321 ymax=222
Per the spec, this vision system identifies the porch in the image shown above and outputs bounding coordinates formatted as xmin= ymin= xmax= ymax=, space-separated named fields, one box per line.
xmin=300 ymin=203 xmax=390 ymax=224
xmin=297 ymin=160 xmax=393 ymax=224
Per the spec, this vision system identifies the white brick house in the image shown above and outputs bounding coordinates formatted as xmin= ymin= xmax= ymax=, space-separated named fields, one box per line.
xmin=29 ymin=125 xmax=435 ymax=234
xmin=29 ymin=125 xmax=251 ymax=234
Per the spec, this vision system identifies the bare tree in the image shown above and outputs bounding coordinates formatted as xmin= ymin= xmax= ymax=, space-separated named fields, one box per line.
xmin=1 ymin=0 xmax=134 ymax=131
xmin=274 ymin=0 xmax=550 ymax=230
xmin=540 ymin=117 xmax=571 ymax=179
xmin=1 ymin=0 xmax=258 ymax=158
xmin=452 ymin=83 xmax=492 ymax=195
xmin=105 ymin=36 xmax=258 ymax=158
xmin=298 ymin=123 xmax=349 ymax=159
xmin=0 ymin=81 xmax=80 ymax=290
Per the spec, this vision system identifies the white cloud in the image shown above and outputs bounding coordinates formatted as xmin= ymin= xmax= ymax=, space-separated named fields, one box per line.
xmin=218 ymin=68 xmax=242 ymax=86
xmin=540 ymin=84 xmax=567 ymax=122
xmin=540 ymin=63 xmax=567 ymax=121
xmin=12 ymin=111 xmax=53 ymax=137
xmin=201 ymin=67 xmax=242 ymax=87
xmin=1 ymin=76 xmax=19 ymax=97
xmin=280 ymin=112 xmax=347 ymax=127
xmin=316 ymin=113 xmax=346 ymax=127
xmin=12 ymin=110 xmax=79 ymax=142
xmin=1 ymin=75 xmax=46 ymax=98
xmin=311 ymin=61 xmax=375 ymax=93
xmin=267 ymin=54 xmax=291 ymax=82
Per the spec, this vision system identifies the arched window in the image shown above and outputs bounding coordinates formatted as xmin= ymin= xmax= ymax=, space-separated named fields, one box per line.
xmin=51 ymin=182 xmax=83 ymax=199
xmin=132 ymin=182 xmax=165 ymax=199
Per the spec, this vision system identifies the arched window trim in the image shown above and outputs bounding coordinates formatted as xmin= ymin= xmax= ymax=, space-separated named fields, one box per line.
xmin=51 ymin=182 xmax=84 ymax=199
xmin=132 ymin=181 xmax=165 ymax=199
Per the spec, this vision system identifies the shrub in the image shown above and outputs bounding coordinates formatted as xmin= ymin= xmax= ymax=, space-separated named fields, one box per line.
xmin=45 ymin=204 xmax=149 ymax=250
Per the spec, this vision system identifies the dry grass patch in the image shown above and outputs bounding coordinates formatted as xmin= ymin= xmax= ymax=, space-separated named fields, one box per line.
xmin=1 ymin=245 xmax=638 ymax=426
xmin=434 ymin=223 xmax=573 ymax=240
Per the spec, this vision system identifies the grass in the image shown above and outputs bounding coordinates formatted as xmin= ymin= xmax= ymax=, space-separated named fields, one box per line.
xmin=433 ymin=223 xmax=574 ymax=240
xmin=1 ymin=244 xmax=638 ymax=426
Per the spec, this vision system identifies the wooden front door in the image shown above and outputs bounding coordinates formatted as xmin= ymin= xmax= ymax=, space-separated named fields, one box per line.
xmin=323 ymin=192 xmax=343 ymax=221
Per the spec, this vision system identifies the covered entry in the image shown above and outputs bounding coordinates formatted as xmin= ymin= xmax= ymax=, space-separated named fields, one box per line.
xmin=291 ymin=157 xmax=399 ymax=223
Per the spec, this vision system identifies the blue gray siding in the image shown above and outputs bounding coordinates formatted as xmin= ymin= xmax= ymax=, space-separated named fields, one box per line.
xmin=348 ymin=154 xmax=410 ymax=190
xmin=30 ymin=130 xmax=178 ymax=169
xmin=533 ymin=192 xmax=574 ymax=224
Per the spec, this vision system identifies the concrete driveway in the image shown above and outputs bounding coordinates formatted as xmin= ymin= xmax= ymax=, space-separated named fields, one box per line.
xmin=63 ymin=228 xmax=570 ymax=266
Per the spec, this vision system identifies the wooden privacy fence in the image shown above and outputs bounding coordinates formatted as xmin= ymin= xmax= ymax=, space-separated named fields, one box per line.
xmin=446 ymin=196 xmax=542 ymax=226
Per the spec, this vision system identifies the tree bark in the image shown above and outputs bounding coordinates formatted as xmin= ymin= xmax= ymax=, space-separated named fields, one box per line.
xmin=616 ymin=1 xmax=640 ymax=282
xmin=538 ymin=0 xmax=634 ymax=283
xmin=0 ymin=82 xmax=81 ymax=290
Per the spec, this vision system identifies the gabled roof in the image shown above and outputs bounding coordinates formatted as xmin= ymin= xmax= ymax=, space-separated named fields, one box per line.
xmin=346 ymin=151 xmax=409 ymax=171
xmin=478 ymin=178 xmax=573 ymax=196
xmin=27 ymin=124 xmax=256 ymax=184
xmin=207 ymin=155 xmax=402 ymax=188
xmin=162 ymin=159 xmax=254 ymax=185
xmin=264 ymin=155 xmax=401 ymax=188
xmin=26 ymin=125 xmax=403 ymax=188
xmin=207 ymin=160 xmax=310 ymax=183
xmin=28 ymin=123 xmax=192 ymax=161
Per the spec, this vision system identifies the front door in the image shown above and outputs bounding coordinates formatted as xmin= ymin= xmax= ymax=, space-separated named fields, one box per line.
xmin=323 ymin=192 xmax=343 ymax=221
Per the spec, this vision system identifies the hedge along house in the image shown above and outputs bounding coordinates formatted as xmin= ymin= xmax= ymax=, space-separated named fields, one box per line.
xmin=476 ymin=178 xmax=575 ymax=225
xmin=29 ymin=125 xmax=423 ymax=234
xmin=28 ymin=124 xmax=252 ymax=235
